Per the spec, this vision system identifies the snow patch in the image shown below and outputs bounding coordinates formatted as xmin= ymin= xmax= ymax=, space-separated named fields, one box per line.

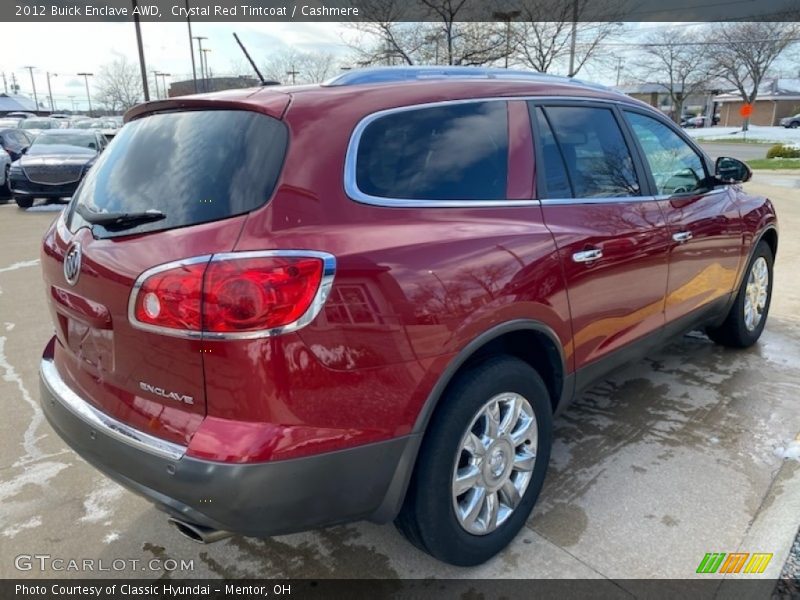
xmin=3 ymin=516 xmax=42 ymax=538
xmin=4 ymin=323 xmax=14 ymax=331
xmin=79 ymin=480 xmax=124 ymax=524
xmin=2 ymin=516 xmax=43 ymax=538
xmin=103 ymin=531 xmax=120 ymax=544
xmin=0 ymin=461 xmax=70 ymax=503
xmin=0 ymin=336 xmax=45 ymax=462
xmin=687 ymin=126 xmax=800 ymax=145
xmin=774 ymin=440 xmax=800 ymax=462
xmin=0 ymin=259 xmax=39 ymax=274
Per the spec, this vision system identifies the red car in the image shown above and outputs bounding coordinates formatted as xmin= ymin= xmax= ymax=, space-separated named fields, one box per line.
xmin=39 ymin=67 xmax=777 ymax=566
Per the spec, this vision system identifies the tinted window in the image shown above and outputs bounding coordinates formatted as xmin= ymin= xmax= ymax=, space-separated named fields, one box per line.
xmin=356 ymin=101 xmax=508 ymax=201
xmin=543 ymin=106 xmax=639 ymax=198
xmin=624 ymin=111 xmax=710 ymax=196
xmin=531 ymin=106 xmax=572 ymax=198
xmin=69 ymin=110 xmax=288 ymax=238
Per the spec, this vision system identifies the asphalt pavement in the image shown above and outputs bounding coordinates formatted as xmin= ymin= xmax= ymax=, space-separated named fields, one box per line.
xmin=698 ymin=142 xmax=772 ymax=161
xmin=0 ymin=175 xmax=798 ymax=586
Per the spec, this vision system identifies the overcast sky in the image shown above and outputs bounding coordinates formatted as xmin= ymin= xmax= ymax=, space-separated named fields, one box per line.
xmin=1 ymin=22 xmax=354 ymax=110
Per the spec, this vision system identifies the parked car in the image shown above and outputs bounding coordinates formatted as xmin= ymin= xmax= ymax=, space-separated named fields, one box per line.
xmin=780 ymin=113 xmax=800 ymax=128
xmin=0 ymin=118 xmax=23 ymax=128
xmin=19 ymin=117 xmax=60 ymax=137
xmin=6 ymin=111 xmax=36 ymax=119
xmin=0 ymin=127 xmax=33 ymax=160
xmin=0 ymin=146 xmax=10 ymax=197
xmin=9 ymin=129 xmax=103 ymax=208
xmin=38 ymin=67 xmax=778 ymax=566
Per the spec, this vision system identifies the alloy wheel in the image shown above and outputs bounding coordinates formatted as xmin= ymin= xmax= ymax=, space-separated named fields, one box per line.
xmin=744 ymin=256 xmax=769 ymax=331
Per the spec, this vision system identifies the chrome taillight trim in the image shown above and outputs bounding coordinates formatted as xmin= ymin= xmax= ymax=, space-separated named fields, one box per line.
xmin=127 ymin=250 xmax=336 ymax=340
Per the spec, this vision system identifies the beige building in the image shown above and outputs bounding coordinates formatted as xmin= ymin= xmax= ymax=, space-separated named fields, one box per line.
xmin=714 ymin=79 xmax=800 ymax=127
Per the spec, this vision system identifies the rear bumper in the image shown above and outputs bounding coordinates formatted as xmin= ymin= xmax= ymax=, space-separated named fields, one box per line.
xmin=40 ymin=351 xmax=420 ymax=536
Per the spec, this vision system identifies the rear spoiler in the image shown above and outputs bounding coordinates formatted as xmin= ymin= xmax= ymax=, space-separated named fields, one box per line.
xmin=124 ymin=91 xmax=291 ymax=123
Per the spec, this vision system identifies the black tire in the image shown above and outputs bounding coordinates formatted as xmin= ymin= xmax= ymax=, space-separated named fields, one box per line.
xmin=15 ymin=196 xmax=33 ymax=209
xmin=395 ymin=355 xmax=552 ymax=566
xmin=790 ymin=121 xmax=799 ymax=129
xmin=707 ymin=240 xmax=773 ymax=348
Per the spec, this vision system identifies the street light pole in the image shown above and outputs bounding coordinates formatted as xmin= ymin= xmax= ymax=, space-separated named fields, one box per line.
xmin=151 ymin=70 xmax=160 ymax=99
xmin=46 ymin=72 xmax=57 ymax=112
xmin=193 ymin=36 xmax=207 ymax=92
xmin=568 ymin=0 xmax=579 ymax=77
xmin=185 ymin=0 xmax=198 ymax=93
xmin=201 ymin=48 xmax=212 ymax=87
xmin=132 ymin=0 xmax=150 ymax=101
xmin=492 ymin=10 xmax=520 ymax=69
xmin=23 ymin=66 xmax=39 ymax=111
xmin=77 ymin=72 xmax=94 ymax=116
xmin=158 ymin=72 xmax=171 ymax=98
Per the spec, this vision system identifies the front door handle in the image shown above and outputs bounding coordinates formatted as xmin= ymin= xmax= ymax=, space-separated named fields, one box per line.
xmin=572 ymin=248 xmax=603 ymax=263
xmin=673 ymin=231 xmax=693 ymax=243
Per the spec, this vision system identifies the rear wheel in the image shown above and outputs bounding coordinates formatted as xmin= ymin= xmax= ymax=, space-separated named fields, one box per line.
xmin=395 ymin=355 xmax=552 ymax=566
xmin=14 ymin=196 xmax=33 ymax=209
xmin=790 ymin=121 xmax=799 ymax=129
xmin=707 ymin=240 xmax=773 ymax=347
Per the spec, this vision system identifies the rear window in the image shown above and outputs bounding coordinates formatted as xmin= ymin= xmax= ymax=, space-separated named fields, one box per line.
xmin=355 ymin=101 xmax=508 ymax=201
xmin=68 ymin=110 xmax=288 ymax=238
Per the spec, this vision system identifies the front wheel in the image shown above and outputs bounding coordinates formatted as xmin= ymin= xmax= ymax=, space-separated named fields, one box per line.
xmin=395 ymin=355 xmax=552 ymax=566
xmin=707 ymin=240 xmax=773 ymax=347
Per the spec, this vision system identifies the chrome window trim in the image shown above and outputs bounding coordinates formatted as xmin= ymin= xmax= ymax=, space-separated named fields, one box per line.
xmin=344 ymin=95 xmax=665 ymax=209
xmin=128 ymin=250 xmax=336 ymax=341
xmin=40 ymin=358 xmax=187 ymax=461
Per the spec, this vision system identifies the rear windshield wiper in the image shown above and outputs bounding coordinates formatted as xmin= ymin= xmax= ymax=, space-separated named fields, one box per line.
xmin=76 ymin=204 xmax=166 ymax=231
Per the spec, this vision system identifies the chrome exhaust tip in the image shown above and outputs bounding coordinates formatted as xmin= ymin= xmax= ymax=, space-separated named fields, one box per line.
xmin=168 ymin=517 xmax=233 ymax=544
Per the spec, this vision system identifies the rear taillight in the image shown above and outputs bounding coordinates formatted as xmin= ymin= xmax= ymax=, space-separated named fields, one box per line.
xmin=129 ymin=251 xmax=335 ymax=338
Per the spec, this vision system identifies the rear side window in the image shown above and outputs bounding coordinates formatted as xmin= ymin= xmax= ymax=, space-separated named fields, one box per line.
xmin=531 ymin=107 xmax=571 ymax=198
xmin=355 ymin=101 xmax=508 ymax=201
xmin=542 ymin=106 xmax=640 ymax=198
xmin=69 ymin=110 xmax=288 ymax=237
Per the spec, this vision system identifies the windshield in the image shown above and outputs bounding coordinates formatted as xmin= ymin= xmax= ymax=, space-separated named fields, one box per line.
xmin=69 ymin=109 xmax=288 ymax=238
xmin=30 ymin=133 xmax=97 ymax=154
xmin=21 ymin=119 xmax=54 ymax=130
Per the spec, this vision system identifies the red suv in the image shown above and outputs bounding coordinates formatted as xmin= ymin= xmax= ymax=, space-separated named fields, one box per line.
xmin=39 ymin=67 xmax=777 ymax=566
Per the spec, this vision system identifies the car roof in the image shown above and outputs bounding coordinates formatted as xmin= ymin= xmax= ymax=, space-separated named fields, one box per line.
xmin=126 ymin=66 xmax=647 ymax=122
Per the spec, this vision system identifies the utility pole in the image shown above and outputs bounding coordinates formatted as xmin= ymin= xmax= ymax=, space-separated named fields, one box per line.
xmin=10 ymin=73 xmax=19 ymax=95
xmin=567 ymin=0 xmax=579 ymax=77
xmin=77 ymin=72 xmax=94 ymax=116
xmin=46 ymin=72 xmax=57 ymax=112
xmin=286 ymin=66 xmax=299 ymax=85
xmin=158 ymin=72 xmax=171 ymax=98
xmin=193 ymin=36 xmax=207 ymax=91
xmin=23 ymin=66 xmax=39 ymax=111
xmin=492 ymin=10 xmax=520 ymax=69
xmin=132 ymin=0 xmax=150 ymax=101
xmin=615 ymin=57 xmax=623 ymax=86
xmin=68 ymin=96 xmax=76 ymax=112
xmin=1 ymin=72 xmax=6 ymax=93
xmin=151 ymin=70 xmax=160 ymax=99
xmin=201 ymin=48 xmax=212 ymax=86
xmin=185 ymin=0 xmax=198 ymax=92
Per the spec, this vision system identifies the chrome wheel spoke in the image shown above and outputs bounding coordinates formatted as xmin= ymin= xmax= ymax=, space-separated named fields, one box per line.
xmin=499 ymin=394 xmax=521 ymax=436
xmin=743 ymin=257 xmax=769 ymax=331
xmin=484 ymin=401 xmax=501 ymax=439
xmin=514 ymin=447 xmax=536 ymax=472
xmin=454 ymin=465 xmax=481 ymax=496
xmin=500 ymin=478 xmax=522 ymax=509
xmin=462 ymin=486 xmax=487 ymax=529
xmin=510 ymin=413 xmax=535 ymax=447
xmin=484 ymin=491 xmax=499 ymax=531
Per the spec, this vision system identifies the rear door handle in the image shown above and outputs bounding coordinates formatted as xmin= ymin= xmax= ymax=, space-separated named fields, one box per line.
xmin=673 ymin=231 xmax=693 ymax=243
xmin=572 ymin=248 xmax=603 ymax=263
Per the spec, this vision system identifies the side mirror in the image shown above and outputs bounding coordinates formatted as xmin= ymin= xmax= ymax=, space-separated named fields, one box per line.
xmin=715 ymin=156 xmax=751 ymax=184
xmin=20 ymin=147 xmax=27 ymax=155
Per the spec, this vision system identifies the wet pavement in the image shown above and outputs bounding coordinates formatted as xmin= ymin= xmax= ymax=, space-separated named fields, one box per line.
xmin=0 ymin=174 xmax=798 ymax=585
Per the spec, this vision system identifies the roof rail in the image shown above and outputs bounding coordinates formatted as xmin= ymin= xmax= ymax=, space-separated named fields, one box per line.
xmin=322 ymin=66 xmax=610 ymax=91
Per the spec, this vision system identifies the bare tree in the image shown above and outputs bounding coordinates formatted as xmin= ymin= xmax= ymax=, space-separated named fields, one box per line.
xmin=348 ymin=0 xmax=511 ymax=66
xmin=94 ymin=55 xmax=143 ymax=112
xmin=710 ymin=22 xmax=800 ymax=130
xmin=261 ymin=49 xmax=340 ymax=84
xmin=636 ymin=28 xmax=716 ymax=123
xmin=514 ymin=0 xmax=622 ymax=75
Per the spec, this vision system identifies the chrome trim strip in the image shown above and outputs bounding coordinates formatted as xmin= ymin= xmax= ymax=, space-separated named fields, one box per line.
xmin=40 ymin=358 xmax=186 ymax=461
xmin=127 ymin=250 xmax=336 ymax=341
xmin=343 ymin=95 xmax=664 ymax=209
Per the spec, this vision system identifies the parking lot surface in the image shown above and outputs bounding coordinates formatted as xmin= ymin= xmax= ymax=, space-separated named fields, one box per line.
xmin=0 ymin=176 xmax=798 ymax=585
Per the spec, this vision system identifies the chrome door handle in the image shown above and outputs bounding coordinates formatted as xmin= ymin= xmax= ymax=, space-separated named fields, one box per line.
xmin=572 ymin=248 xmax=603 ymax=263
xmin=673 ymin=231 xmax=693 ymax=243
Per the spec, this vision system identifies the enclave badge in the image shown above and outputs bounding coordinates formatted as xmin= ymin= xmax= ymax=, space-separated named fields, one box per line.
xmin=63 ymin=242 xmax=82 ymax=286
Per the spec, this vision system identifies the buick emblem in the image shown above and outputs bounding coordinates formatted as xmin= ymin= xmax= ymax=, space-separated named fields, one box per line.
xmin=63 ymin=243 xmax=82 ymax=286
